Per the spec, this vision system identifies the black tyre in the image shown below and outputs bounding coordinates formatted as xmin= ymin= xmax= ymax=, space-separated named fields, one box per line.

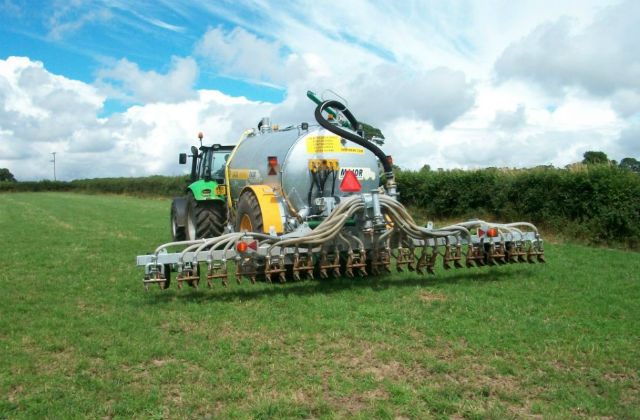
xmin=235 ymin=190 xmax=264 ymax=233
xmin=171 ymin=201 xmax=186 ymax=241
xmin=186 ymin=192 xmax=228 ymax=240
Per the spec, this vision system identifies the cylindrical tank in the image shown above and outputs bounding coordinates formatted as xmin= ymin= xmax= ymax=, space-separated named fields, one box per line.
xmin=227 ymin=126 xmax=380 ymax=213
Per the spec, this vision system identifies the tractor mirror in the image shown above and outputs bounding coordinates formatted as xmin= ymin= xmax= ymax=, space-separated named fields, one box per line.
xmin=179 ymin=153 xmax=187 ymax=164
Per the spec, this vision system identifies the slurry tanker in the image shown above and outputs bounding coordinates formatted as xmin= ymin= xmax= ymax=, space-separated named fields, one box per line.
xmin=136 ymin=92 xmax=545 ymax=289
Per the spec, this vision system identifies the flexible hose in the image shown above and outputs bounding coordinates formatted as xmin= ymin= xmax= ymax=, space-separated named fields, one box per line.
xmin=314 ymin=100 xmax=394 ymax=176
xmin=155 ymin=239 xmax=205 ymax=255
xmin=154 ymin=193 xmax=540 ymax=266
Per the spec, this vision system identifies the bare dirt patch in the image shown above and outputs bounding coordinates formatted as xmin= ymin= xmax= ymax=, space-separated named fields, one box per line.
xmin=418 ymin=291 xmax=448 ymax=302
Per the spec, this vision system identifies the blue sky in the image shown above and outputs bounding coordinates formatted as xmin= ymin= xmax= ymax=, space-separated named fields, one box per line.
xmin=1 ymin=0 xmax=639 ymax=180
xmin=0 ymin=1 xmax=287 ymax=104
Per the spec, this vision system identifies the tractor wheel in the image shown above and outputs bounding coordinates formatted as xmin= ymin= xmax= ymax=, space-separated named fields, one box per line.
xmin=186 ymin=192 xmax=227 ymax=240
xmin=235 ymin=190 xmax=264 ymax=233
xmin=170 ymin=201 xmax=186 ymax=241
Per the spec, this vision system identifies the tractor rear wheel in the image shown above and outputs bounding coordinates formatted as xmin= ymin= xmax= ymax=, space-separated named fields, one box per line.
xmin=171 ymin=200 xmax=186 ymax=241
xmin=235 ymin=190 xmax=264 ymax=233
xmin=186 ymin=192 xmax=227 ymax=240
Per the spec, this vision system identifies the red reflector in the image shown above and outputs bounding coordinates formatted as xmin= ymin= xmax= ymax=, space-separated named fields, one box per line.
xmin=478 ymin=229 xmax=485 ymax=237
xmin=202 ymin=189 xmax=211 ymax=195
xmin=248 ymin=241 xmax=258 ymax=250
xmin=339 ymin=170 xmax=361 ymax=193
xmin=236 ymin=242 xmax=248 ymax=252
xmin=268 ymin=156 xmax=278 ymax=175
xmin=488 ymin=227 xmax=499 ymax=237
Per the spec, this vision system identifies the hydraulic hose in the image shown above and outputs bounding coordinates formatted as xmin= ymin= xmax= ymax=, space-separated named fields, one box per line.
xmin=314 ymin=100 xmax=394 ymax=176
xmin=155 ymin=239 xmax=206 ymax=256
xmin=150 ymin=193 xmax=542 ymax=276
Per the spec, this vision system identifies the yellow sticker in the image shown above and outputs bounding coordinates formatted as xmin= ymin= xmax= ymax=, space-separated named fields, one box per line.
xmin=306 ymin=136 xmax=340 ymax=153
xmin=229 ymin=169 xmax=249 ymax=180
xmin=306 ymin=136 xmax=364 ymax=154
xmin=214 ymin=185 xmax=226 ymax=195
xmin=340 ymin=147 xmax=364 ymax=154
xmin=229 ymin=169 xmax=262 ymax=181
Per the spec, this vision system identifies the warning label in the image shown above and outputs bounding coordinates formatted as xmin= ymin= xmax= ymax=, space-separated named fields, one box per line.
xmin=338 ymin=167 xmax=376 ymax=180
xmin=306 ymin=136 xmax=364 ymax=154
xmin=229 ymin=169 xmax=261 ymax=180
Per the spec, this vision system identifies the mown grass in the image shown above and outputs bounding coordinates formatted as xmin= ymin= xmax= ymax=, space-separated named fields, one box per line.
xmin=1 ymin=192 xmax=638 ymax=419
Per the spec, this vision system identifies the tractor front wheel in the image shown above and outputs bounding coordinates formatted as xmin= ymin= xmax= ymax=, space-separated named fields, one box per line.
xmin=186 ymin=192 xmax=227 ymax=240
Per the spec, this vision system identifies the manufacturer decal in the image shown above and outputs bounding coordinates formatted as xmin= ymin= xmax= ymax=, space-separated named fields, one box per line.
xmin=338 ymin=167 xmax=376 ymax=180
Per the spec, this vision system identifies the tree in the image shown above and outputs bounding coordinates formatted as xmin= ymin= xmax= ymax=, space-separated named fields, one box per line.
xmin=582 ymin=151 xmax=610 ymax=165
xmin=0 ymin=168 xmax=16 ymax=182
xmin=619 ymin=157 xmax=640 ymax=173
xmin=360 ymin=122 xmax=385 ymax=145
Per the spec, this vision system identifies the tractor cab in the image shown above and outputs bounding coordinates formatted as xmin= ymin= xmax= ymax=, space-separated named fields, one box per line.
xmin=179 ymin=144 xmax=234 ymax=183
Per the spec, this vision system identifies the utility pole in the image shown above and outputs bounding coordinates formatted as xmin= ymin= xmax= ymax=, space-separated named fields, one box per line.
xmin=51 ymin=152 xmax=56 ymax=181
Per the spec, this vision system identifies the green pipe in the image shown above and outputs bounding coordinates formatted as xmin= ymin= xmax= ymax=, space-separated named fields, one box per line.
xmin=308 ymin=218 xmax=356 ymax=229
xmin=306 ymin=90 xmax=352 ymax=129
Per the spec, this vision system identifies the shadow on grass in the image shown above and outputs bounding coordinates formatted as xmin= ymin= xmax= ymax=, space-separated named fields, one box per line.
xmin=142 ymin=266 xmax=534 ymax=305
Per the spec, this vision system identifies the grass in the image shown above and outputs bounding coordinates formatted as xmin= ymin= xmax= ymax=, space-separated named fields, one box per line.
xmin=1 ymin=192 xmax=639 ymax=419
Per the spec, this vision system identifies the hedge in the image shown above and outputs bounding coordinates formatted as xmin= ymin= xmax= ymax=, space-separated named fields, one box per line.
xmin=396 ymin=166 xmax=640 ymax=248
xmin=0 ymin=175 xmax=188 ymax=197
xmin=2 ymin=166 xmax=639 ymax=247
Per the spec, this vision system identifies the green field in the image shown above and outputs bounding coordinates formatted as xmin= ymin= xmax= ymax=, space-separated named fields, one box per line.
xmin=1 ymin=192 xmax=638 ymax=419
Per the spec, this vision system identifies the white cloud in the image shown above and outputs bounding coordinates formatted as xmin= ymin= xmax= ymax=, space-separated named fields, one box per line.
xmin=0 ymin=56 xmax=272 ymax=180
xmin=0 ymin=57 xmax=118 ymax=179
xmin=377 ymin=79 xmax=624 ymax=171
xmin=195 ymin=25 xmax=476 ymax=131
xmin=2 ymin=0 xmax=640 ymax=182
xmin=196 ymin=26 xmax=282 ymax=81
xmin=349 ymin=65 xmax=476 ymax=130
xmin=196 ymin=25 xmax=331 ymax=89
xmin=0 ymin=56 xmax=105 ymax=147
xmin=97 ymin=56 xmax=198 ymax=104
xmin=493 ymin=104 xmax=526 ymax=132
xmin=47 ymin=7 xmax=113 ymax=40
xmin=611 ymin=90 xmax=640 ymax=118
xmin=0 ymin=0 xmax=21 ymax=16
xmin=614 ymin=125 xmax=640 ymax=158
xmin=495 ymin=0 xmax=640 ymax=117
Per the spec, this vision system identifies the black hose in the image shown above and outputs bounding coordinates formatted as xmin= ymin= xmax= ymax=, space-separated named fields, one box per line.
xmin=308 ymin=171 xmax=315 ymax=206
xmin=331 ymin=169 xmax=336 ymax=196
xmin=314 ymin=100 xmax=393 ymax=175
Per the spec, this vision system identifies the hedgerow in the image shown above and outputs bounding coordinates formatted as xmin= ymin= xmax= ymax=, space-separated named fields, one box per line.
xmin=396 ymin=165 xmax=640 ymax=248
xmin=0 ymin=175 xmax=188 ymax=197
xmin=2 ymin=166 xmax=638 ymax=247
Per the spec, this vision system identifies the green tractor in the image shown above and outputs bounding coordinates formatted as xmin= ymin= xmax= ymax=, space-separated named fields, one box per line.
xmin=171 ymin=133 xmax=234 ymax=241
